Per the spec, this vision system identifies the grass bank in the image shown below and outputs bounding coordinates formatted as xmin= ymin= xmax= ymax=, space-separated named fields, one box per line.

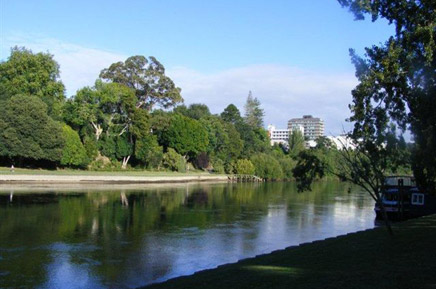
xmin=0 ymin=166 xmax=212 ymax=176
xmin=0 ymin=167 xmax=228 ymax=184
xmin=143 ymin=215 xmax=436 ymax=289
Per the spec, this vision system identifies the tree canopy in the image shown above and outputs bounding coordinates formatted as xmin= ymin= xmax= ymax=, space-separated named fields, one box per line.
xmin=244 ymin=91 xmax=264 ymax=128
xmin=99 ymin=55 xmax=183 ymax=110
xmin=0 ymin=46 xmax=65 ymax=117
xmin=339 ymin=0 xmax=436 ymax=192
xmin=0 ymin=95 xmax=64 ymax=164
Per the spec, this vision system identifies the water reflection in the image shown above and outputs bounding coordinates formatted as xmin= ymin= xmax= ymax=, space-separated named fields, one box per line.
xmin=0 ymin=182 xmax=375 ymax=289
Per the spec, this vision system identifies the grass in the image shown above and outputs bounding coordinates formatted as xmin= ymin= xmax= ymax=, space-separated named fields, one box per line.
xmin=0 ymin=166 xmax=219 ymax=177
xmin=142 ymin=215 xmax=436 ymax=289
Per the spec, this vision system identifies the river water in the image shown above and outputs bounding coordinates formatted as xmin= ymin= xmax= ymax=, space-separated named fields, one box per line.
xmin=0 ymin=181 xmax=375 ymax=289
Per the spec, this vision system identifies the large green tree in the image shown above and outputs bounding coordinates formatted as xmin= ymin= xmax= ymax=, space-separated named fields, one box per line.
xmin=339 ymin=0 xmax=436 ymax=193
xmin=221 ymin=104 xmax=242 ymax=124
xmin=160 ymin=114 xmax=209 ymax=159
xmin=99 ymin=55 xmax=183 ymax=110
xmin=0 ymin=47 xmax=65 ymax=117
xmin=174 ymin=103 xmax=211 ymax=120
xmin=0 ymin=95 xmax=64 ymax=164
xmin=64 ymin=80 xmax=150 ymax=168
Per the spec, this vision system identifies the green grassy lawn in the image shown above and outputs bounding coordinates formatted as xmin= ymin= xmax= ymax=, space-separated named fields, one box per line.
xmin=143 ymin=215 xmax=436 ymax=289
xmin=0 ymin=166 xmax=218 ymax=177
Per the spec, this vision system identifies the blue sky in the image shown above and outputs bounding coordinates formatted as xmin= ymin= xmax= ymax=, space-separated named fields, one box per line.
xmin=0 ymin=0 xmax=394 ymax=135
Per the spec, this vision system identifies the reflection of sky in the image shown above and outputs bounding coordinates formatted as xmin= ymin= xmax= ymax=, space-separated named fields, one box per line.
xmin=0 ymin=185 xmax=376 ymax=289
xmin=37 ymin=243 xmax=104 ymax=289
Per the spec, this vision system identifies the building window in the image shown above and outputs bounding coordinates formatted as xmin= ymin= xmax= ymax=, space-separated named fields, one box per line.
xmin=411 ymin=193 xmax=425 ymax=205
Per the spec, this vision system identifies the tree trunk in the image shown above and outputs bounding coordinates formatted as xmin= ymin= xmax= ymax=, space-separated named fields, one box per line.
xmin=377 ymin=198 xmax=394 ymax=236
xmin=91 ymin=121 xmax=103 ymax=140
xmin=121 ymin=155 xmax=131 ymax=170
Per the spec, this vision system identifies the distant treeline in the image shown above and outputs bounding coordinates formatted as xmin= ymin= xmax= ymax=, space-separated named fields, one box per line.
xmin=0 ymin=47 xmax=371 ymax=180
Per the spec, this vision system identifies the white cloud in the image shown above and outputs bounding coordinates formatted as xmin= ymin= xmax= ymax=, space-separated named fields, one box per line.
xmin=2 ymin=34 xmax=358 ymax=135
xmin=2 ymin=33 xmax=126 ymax=96
xmin=167 ymin=65 xmax=358 ymax=136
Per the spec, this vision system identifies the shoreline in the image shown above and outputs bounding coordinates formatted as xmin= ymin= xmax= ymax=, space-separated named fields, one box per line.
xmin=0 ymin=173 xmax=229 ymax=185
xmin=142 ymin=215 xmax=436 ymax=289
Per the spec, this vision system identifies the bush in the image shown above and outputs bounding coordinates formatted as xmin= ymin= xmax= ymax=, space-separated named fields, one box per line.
xmin=279 ymin=157 xmax=297 ymax=180
xmin=60 ymin=124 xmax=89 ymax=168
xmin=163 ymin=148 xmax=186 ymax=172
xmin=235 ymin=159 xmax=255 ymax=175
xmin=250 ymin=153 xmax=283 ymax=180
xmin=211 ymin=158 xmax=225 ymax=174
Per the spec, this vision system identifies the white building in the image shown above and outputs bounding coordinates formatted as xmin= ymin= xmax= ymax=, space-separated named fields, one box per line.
xmin=326 ymin=135 xmax=356 ymax=150
xmin=288 ymin=115 xmax=324 ymax=141
xmin=267 ymin=124 xmax=304 ymax=147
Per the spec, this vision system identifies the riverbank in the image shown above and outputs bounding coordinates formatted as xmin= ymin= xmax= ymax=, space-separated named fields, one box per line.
xmin=142 ymin=215 xmax=436 ymax=289
xmin=0 ymin=167 xmax=228 ymax=184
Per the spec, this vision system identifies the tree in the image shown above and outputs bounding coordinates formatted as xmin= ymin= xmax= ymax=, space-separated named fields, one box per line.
xmin=251 ymin=153 xmax=283 ymax=180
xmin=100 ymin=55 xmax=183 ymax=110
xmin=174 ymin=103 xmax=211 ymax=120
xmin=0 ymin=95 xmax=64 ymax=165
xmin=235 ymin=159 xmax=255 ymax=175
xmin=244 ymin=91 xmax=264 ymax=128
xmin=221 ymin=104 xmax=242 ymax=124
xmin=339 ymin=0 xmax=436 ymax=193
xmin=288 ymin=129 xmax=305 ymax=157
xmin=0 ymin=47 xmax=65 ymax=117
xmin=237 ymin=122 xmax=270 ymax=158
xmin=64 ymin=80 xmax=150 ymax=169
xmin=60 ymin=124 xmax=89 ymax=168
xmin=160 ymin=114 xmax=209 ymax=159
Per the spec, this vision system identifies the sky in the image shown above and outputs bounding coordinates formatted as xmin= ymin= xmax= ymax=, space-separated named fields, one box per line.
xmin=0 ymin=0 xmax=394 ymax=135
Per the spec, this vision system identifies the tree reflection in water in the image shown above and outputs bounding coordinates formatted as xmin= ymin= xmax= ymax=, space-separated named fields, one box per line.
xmin=0 ymin=182 xmax=375 ymax=289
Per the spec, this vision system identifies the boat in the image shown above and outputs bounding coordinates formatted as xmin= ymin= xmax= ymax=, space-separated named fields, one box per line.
xmin=375 ymin=176 xmax=436 ymax=220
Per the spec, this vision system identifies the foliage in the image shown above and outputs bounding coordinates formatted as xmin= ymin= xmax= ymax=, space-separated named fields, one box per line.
xmin=210 ymin=158 xmax=225 ymax=174
xmin=339 ymin=0 xmax=436 ymax=193
xmin=174 ymin=103 xmax=211 ymax=120
xmin=163 ymin=148 xmax=186 ymax=172
xmin=235 ymin=159 xmax=255 ymax=175
xmin=0 ymin=47 xmax=65 ymax=117
xmin=221 ymin=104 xmax=242 ymax=124
xmin=237 ymin=122 xmax=270 ymax=158
xmin=250 ymin=153 xmax=283 ymax=180
xmin=195 ymin=152 xmax=210 ymax=170
xmin=135 ymin=134 xmax=163 ymax=169
xmin=160 ymin=114 xmax=209 ymax=158
xmin=0 ymin=95 xmax=64 ymax=164
xmin=60 ymin=124 xmax=89 ymax=168
xmin=243 ymin=91 xmax=264 ymax=128
xmin=100 ymin=55 xmax=182 ymax=110
xmin=288 ymin=129 xmax=305 ymax=157
xmin=279 ymin=157 xmax=297 ymax=180
xmin=292 ymin=151 xmax=326 ymax=192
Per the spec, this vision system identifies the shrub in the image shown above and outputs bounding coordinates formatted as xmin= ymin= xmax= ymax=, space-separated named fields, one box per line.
xmin=60 ymin=124 xmax=89 ymax=168
xmin=250 ymin=153 xmax=283 ymax=180
xmin=163 ymin=148 xmax=186 ymax=172
xmin=235 ymin=159 xmax=255 ymax=175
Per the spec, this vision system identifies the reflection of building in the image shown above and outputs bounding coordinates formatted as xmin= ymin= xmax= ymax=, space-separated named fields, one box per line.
xmin=288 ymin=115 xmax=324 ymax=140
xmin=267 ymin=124 xmax=304 ymax=147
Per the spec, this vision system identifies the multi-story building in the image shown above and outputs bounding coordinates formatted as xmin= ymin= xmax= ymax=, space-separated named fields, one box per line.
xmin=267 ymin=124 xmax=304 ymax=147
xmin=267 ymin=125 xmax=289 ymax=146
xmin=288 ymin=115 xmax=324 ymax=140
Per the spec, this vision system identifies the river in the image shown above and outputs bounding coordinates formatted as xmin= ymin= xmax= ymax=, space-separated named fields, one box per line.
xmin=0 ymin=181 xmax=375 ymax=289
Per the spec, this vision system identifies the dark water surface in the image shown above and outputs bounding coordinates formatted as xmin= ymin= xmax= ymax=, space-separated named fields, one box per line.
xmin=0 ymin=182 xmax=375 ymax=289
